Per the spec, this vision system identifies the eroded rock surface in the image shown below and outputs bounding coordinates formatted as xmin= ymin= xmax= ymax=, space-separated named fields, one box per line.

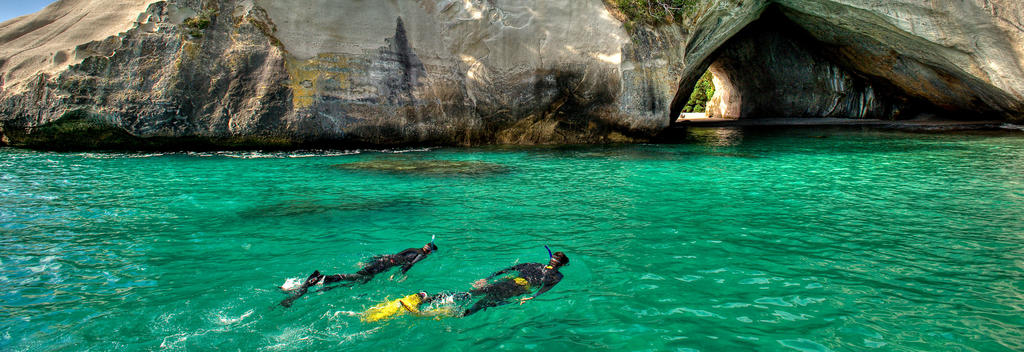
xmin=0 ymin=0 xmax=1022 ymax=149
xmin=0 ymin=0 xmax=685 ymax=149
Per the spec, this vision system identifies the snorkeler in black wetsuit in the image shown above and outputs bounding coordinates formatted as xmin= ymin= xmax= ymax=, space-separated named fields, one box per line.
xmin=321 ymin=244 xmax=436 ymax=284
xmin=462 ymin=251 xmax=568 ymax=317
xmin=279 ymin=240 xmax=438 ymax=307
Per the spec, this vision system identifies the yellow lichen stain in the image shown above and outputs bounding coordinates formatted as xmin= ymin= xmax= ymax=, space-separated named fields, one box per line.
xmin=172 ymin=40 xmax=201 ymax=72
xmin=285 ymin=53 xmax=353 ymax=110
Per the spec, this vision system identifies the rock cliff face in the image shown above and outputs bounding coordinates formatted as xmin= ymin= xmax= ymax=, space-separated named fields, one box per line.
xmin=0 ymin=0 xmax=1022 ymax=149
xmin=0 ymin=0 xmax=685 ymax=149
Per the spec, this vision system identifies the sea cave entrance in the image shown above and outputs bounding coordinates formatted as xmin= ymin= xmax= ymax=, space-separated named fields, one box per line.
xmin=668 ymin=4 xmax=1022 ymax=125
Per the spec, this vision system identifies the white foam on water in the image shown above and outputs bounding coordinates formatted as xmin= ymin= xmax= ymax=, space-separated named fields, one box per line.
xmin=333 ymin=310 xmax=361 ymax=317
xmin=288 ymin=150 xmax=362 ymax=158
xmin=217 ymin=309 xmax=254 ymax=325
xmin=160 ymin=329 xmax=211 ymax=349
xmin=80 ymin=152 xmax=167 ymax=159
xmin=381 ymin=147 xmax=433 ymax=154
xmin=337 ymin=326 xmax=381 ymax=346
xmin=1000 ymin=123 xmax=1024 ymax=131
xmin=280 ymin=277 xmax=303 ymax=291
xmin=221 ymin=151 xmax=279 ymax=159
xmin=182 ymin=150 xmax=369 ymax=159
xmin=27 ymin=256 xmax=60 ymax=274
xmin=262 ymin=326 xmax=313 ymax=350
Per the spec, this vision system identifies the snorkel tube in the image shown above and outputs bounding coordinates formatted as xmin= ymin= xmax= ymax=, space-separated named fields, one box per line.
xmin=545 ymin=245 xmax=553 ymax=259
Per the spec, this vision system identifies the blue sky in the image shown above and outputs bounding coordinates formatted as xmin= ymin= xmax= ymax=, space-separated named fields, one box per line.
xmin=1 ymin=0 xmax=55 ymax=23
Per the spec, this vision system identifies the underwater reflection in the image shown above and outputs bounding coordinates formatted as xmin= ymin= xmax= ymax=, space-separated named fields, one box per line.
xmin=687 ymin=127 xmax=744 ymax=147
xmin=523 ymin=144 xmax=760 ymax=160
xmin=331 ymin=159 xmax=510 ymax=176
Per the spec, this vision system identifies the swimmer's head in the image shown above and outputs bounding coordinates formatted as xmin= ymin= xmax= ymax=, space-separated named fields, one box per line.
xmin=549 ymin=251 xmax=569 ymax=268
xmin=422 ymin=242 xmax=438 ymax=254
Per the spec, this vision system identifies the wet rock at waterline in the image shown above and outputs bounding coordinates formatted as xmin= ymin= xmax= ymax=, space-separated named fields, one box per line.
xmin=332 ymin=160 xmax=510 ymax=176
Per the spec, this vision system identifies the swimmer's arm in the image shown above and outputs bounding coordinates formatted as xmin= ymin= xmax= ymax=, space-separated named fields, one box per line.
xmin=520 ymin=277 xmax=561 ymax=304
xmin=518 ymin=285 xmax=548 ymax=304
xmin=400 ymin=253 xmax=426 ymax=274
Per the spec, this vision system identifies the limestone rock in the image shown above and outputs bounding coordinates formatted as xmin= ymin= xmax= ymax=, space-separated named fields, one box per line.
xmin=0 ymin=0 xmax=680 ymax=149
xmin=1 ymin=0 xmax=1022 ymax=149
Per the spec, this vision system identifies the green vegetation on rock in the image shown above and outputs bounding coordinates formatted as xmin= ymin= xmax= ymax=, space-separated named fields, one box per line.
xmin=683 ymin=69 xmax=716 ymax=113
xmin=613 ymin=0 xmax=701 ymax=25
xmin=184 ymin=9 xmax=217 ymax=38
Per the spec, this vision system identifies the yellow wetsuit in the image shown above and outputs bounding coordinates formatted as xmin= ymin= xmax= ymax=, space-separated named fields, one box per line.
xmin=361 ymin=293 xmax=457 ymax=322
xmin=361 ymin=293 xmax=423 ymax=322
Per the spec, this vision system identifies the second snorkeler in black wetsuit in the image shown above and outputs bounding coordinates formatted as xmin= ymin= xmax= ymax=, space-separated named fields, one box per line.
xmin=463 ymin=251 xmax=569 ymax=316
xmin=279 ymin=240 xmax=438 ymax=307
xmin=319 ymin=243 xmax=436 ymax=284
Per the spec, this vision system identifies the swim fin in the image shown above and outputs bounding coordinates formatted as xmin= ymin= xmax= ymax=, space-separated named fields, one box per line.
xmin=305 ymin=270 xmax=324 ymax=287
xmin=278 ymin=271 xmax=325 ymax=308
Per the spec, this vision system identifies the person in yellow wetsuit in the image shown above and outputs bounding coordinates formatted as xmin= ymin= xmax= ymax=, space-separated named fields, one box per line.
xmin=361 ymin=291 xmax=469 ymax=322
xmin=462 ymin=250 xmax=568 ymax=317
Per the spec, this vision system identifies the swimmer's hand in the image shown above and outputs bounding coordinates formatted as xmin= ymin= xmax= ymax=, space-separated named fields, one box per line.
xmin=519 ymin=297 xmax=534 ymax=305
xmin=472 ymin=279 xmax=487 ymax=289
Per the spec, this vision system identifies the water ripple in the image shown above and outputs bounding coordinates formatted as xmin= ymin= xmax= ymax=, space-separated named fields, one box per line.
xmin=1 ymin=133 xmax=1023 ymax=350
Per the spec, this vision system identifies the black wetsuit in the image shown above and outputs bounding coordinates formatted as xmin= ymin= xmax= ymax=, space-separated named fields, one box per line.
xmin=463 ymin=262 xmax=563 ymax=316
xmin=279 ymin=248 xmax=430 ymax=307
xmin=322 ymin=248 xmax=430 ymax=284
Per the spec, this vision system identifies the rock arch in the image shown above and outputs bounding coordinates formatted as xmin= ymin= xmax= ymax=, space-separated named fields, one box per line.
xmin=669 ymin=0 xmax=1024 ymax=122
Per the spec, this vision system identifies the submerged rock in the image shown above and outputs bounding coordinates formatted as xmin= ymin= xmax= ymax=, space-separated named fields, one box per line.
xmin=239 ymin=197 xmax=429 ymax=218
xmin=332 ymin=160 xmax=510 ymax=176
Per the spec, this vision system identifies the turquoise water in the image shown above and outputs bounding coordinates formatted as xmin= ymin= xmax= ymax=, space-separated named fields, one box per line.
xmin=2 ymin=128 xmax=1023 ymax=351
